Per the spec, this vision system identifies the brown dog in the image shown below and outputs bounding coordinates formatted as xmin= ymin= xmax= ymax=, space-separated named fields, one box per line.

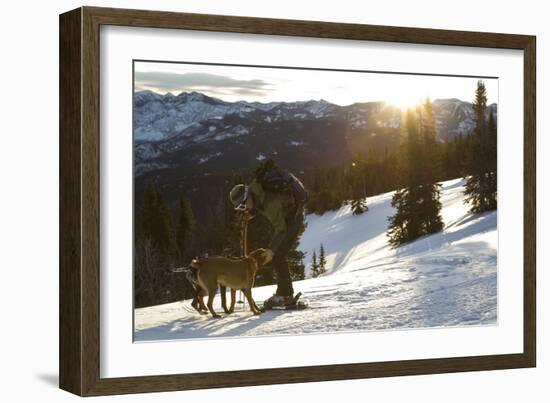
xmin=191 ymin=248 xmax=273 ymax=318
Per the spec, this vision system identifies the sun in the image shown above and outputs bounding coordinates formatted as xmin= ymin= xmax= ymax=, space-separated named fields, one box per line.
xmin=386 ymin=94 xmax=424 ymax=110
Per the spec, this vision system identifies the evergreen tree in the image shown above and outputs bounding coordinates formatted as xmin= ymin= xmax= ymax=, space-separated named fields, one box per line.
xmin=288 ymin=249 xmax=306 ymax=281
xmin=349 ymin=157 xmax=368 ymax=215
xmin=318 ymin=244 xmax=327 ymax=275
xmin=135 ymin=184 xmax=181 ymax=307
xmin=442 ymin=138 xmax=454 ymax=179
xmin=379 ymin=147 xmax=399 ymax=194
xmin=311 ymin=250 xmax=319 ymax=278
xmin=387 ymin=100 xmax=443 ymax=247
xmin=174 ymin=193 xmax=196 ymax=263
xmin=442 ymin=134 xmax=469 ymax=180
xmin=139 ymin=184 xmax=174 ymax=253
xmin=464 ymin=80 xmax=497 ymax=212
xmin=387 ymin=109 xmax=423 ymax=247
xmin=417 ymin=98 xmax=444 ymax=234
xmin=366 ymin=148 xmax=381 ymax=195
xmin=351 ymin=198 xmax=368 ymax=215
xmin=306 ymin=166 xmax=344 ymax=215
xmin=486 ymin=111 xmax=498 ymax=206
xmin=487 ymin=111 xmax=497 ymax=174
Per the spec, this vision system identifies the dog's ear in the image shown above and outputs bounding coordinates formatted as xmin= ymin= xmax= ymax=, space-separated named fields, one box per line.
xmin=190 ymin=257 xmax=202 ymax=269
xmin=262 ymin=248 xmax=273 ymax=265
xmin=250 ymin=248 xmax=273 ymax=266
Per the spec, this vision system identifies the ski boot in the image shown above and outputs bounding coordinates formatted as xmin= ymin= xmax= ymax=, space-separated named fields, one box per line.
xmin=263 ymin=292 xmax=307 ymax=311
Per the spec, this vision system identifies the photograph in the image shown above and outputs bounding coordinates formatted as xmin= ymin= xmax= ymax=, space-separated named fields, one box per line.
xmin=132 ymin=60 xmax=498 ymax=342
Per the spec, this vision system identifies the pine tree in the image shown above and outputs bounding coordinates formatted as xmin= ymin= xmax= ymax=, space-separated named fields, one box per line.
xmin=387 ymin=109 xmax=423 ymax=246
xmin=486 ymin=111 xmax=498 ymax=207
xmin=380 ymin=147 xmax=398 ymax=193
xmin=305 ymin=165 xmax=345 ymax=215
xmin=387 ymin=99 xmax=443 ymax=247
xmin=442 ymin=138 xmax=454 ymax=179
xmin=349 ymin=157 xmax=368 ymax=215
xmin=311 ymin=250 xmax=319 ymax=278
xmin=288 ymin=249 xmax=306 ymax=281
xmin=139 ymin=184 xmax=174 ymax=253
xmin=135 ymin=184 xmax=177 ymax=307
xmin=366 ymin=148 xmax=381 ymax=195
xmin=174 ymin=193 xmax=196 ymax=263
xmin=318 ymin=244 xmax=327 ymax=275
xmin=417 ymin=98 xmax=444 ymax=234
xmin=464 ymin=80 xmax=497 ymax=212
xmin=351 ymin=198 xmax=368 ymax=215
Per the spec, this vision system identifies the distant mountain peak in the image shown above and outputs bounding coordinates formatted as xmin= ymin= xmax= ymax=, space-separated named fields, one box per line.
xmin=133 ymin=90 xmax=496 ymax=145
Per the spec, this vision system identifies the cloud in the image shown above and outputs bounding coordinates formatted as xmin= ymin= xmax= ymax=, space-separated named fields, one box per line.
xmin=135 ymin=71 xmax=271 ymax=97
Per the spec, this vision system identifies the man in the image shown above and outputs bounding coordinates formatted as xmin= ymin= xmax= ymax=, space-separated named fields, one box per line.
xmin=229 ymin=160 xmax=307 ymax=308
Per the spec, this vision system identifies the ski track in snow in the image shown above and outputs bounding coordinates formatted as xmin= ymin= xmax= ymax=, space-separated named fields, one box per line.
xmin=134 ymin=178 xmax=497 ymax=341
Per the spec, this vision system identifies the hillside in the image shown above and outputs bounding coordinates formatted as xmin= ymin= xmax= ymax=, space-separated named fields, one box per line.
xmin=134 ymin=178 xmax=497 ymax=341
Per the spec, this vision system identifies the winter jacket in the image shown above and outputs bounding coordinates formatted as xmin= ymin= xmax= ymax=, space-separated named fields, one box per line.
xmin=248 ymin=178 xmax=297 ymax=252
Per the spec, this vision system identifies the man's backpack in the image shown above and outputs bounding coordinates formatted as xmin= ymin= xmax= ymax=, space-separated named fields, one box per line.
xmin=255 ymin=159 xmax=308 ymax=204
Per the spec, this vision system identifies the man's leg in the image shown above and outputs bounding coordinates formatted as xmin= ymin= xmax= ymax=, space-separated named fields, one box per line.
xmin=273 ymin=248 xmax=294 ymax=297
xmin=272 ymin=211 xmax=303 ymax=297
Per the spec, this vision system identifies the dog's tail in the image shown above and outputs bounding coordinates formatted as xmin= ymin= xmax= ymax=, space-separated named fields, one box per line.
xmin=171 ymin=264 xmax=201 ymax=288
xmin=171 ymin=266 xmax=189 ymax=273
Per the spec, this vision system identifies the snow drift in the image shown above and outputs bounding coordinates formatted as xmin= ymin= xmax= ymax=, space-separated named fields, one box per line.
xmin=134 ymin=178 xmax=497 ymax=341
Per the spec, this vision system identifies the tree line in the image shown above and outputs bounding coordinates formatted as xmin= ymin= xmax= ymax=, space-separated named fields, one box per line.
xmin=302 ymin=80 xmax=496 ymax=253
xmin=303 ymin=82 xmax=496 ymax=221
xmin=388 ymin=81 xmax=496 ymax=246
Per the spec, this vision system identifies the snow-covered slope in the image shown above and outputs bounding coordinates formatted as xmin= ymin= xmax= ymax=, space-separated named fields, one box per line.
xmin=134 ymin=178 xmax=497 ymax=341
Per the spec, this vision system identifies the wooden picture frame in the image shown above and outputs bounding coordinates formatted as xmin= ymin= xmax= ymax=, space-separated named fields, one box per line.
xmin=59 ymin=6 xmax=536 ymax=396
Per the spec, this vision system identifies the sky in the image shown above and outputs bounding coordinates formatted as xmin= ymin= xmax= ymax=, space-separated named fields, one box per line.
xmin=134 ymin=61 xmax=498 ymax=107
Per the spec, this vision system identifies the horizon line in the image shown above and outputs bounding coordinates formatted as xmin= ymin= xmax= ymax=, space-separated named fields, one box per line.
xmin=133 ymin=88 xmax=498 ymax=108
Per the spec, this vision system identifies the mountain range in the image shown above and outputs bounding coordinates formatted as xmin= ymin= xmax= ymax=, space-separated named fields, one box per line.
xmin=133 ymin=90 xmax=497 ymax=210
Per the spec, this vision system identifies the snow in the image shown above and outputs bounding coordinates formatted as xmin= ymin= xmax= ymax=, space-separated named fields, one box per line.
xmin=134 ymin=178 xmax=497 ymax=341
xmin=133 ymin=91 xmax=263 ymax=141
xmin=288 ymin=140 xmax=304 ymax=147
xmin=351 ymin=119 xmax=367 ymax=128
xmin=256 ymin=153 xmax=267 ymax=161
xmin=197 ymin=152 xmax=223 ymax=164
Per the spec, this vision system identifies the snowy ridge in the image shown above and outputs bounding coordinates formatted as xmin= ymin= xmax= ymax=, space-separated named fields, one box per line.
xmin=134 ymin=91 xmax=261 ymax=141
xmin=134 ymin=178 xmax=497 ymax=341
xmin=133 ymin=91 xmax=496 ymax=181
xmin=134 ymin=90 xmax=496 ymax=143
xmin=133 ymin=91 xmax=497 ymax=178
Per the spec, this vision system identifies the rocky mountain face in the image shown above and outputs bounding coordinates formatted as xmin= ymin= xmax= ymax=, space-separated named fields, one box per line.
xmin=133 ymin=90 xmax=496 ymax=211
